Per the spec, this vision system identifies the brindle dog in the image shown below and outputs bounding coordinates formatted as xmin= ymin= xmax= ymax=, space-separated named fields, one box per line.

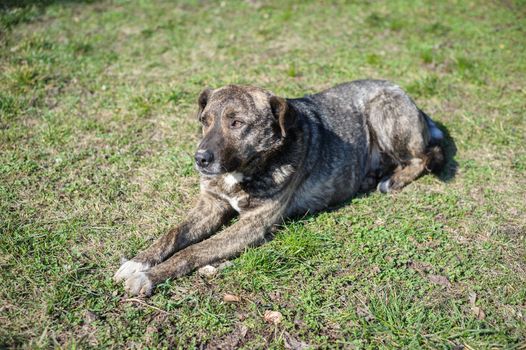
xmin=114 ymin=79 xmax=445 ymax=296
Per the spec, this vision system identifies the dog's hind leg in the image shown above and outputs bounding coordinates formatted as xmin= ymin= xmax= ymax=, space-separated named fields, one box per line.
xmin=366 ymin=87 xmax=444 ymax=193
xmin=378 ymin=157 xmax=426 ymax=193
xmin=378 ymin=144 xmax=444 ymax=193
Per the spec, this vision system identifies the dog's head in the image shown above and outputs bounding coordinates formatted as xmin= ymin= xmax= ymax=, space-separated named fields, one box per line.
xmin=194 ymin=85 xmax=296 ymax=176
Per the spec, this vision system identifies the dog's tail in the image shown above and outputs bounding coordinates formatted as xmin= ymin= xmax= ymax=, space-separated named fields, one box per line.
xmin=422 ymin=112 xmax=445 ymax=174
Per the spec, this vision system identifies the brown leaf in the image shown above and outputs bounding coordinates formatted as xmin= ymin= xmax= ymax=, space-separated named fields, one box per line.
xmin=427 ymin=274 xmax=452 ymax=287
xmin=283 ymin=331 xmax=310 ymax=350
xmin=264 ymin=310 xmax=283 ymax=325
xmin=238 ymin=324 xmax=248 ymax=338
xmin=223 ymin=294 xmax=241 ymax=303
xmin=468 ymin=292 xmax=485 ymax=320
xmin=472 ymin=306 xmax=486 ymax=320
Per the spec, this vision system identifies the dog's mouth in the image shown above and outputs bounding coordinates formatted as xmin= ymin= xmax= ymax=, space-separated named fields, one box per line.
xmin=195 ymin=162 xmax=225 ymax=177
xmin=197 ymin=168 xmax=223 ymax=177
xmin=195 ymin=165 xmax=221 ymax=177
xmin=197 ymin=156 xmax=245 ymax=176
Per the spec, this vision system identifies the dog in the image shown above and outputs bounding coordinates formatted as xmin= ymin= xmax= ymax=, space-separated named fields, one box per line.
xmin=114 ymin=79 xmax=445 ymax=296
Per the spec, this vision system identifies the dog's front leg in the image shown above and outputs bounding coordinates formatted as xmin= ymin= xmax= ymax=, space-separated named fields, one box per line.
xmin=114 ymin=194 xmax=234 ymax=284
xmin=124 ymin=202 xmax=285 ymax=296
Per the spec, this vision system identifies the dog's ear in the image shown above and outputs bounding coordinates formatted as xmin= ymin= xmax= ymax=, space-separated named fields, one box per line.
xmin=197 ymin=87 xmax=212 ymax=119
xmin=269 ymin=96 xmax=296 ymax=138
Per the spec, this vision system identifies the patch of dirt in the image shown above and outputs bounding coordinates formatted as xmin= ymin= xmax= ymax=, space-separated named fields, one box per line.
xmin=427 ymin=274 xmax=452 ymax=288
xmin=283 ymin=331 xmax=311 ymax=350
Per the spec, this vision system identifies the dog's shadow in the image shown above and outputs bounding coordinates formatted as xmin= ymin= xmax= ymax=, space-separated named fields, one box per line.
xmin=434 ymin=121 xmax=458 ymax=183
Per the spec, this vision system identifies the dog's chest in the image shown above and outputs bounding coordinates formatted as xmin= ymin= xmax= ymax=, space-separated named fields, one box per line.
xmin=201 ymin=172 xmax=250 ymax=212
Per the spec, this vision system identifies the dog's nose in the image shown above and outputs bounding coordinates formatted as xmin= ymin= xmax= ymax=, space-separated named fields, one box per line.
xmin=195 ymin=150 xmax=214 ymax=167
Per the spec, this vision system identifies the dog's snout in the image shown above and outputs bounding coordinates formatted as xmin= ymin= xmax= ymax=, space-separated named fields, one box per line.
xmin=195 ymin=150 xmax=214 ymax=167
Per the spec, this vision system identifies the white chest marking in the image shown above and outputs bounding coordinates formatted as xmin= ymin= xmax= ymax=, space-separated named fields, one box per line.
xmin=201 ymin=172 xmax=245 ymax=212
xmin=223 ymin=172 xmax=244 ymax=190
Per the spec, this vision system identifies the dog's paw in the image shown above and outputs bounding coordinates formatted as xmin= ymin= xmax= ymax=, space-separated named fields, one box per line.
xmin=124 ymin=272 xmax=154 ymax=296
xmin=378 ymin=178 xmax=392 ymax=193
xmin=114 ymin=260 xmax=150 ymax=282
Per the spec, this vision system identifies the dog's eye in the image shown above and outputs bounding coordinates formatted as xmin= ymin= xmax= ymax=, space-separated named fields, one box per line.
xmin=230 ymin=120 xmax=244 ymax=129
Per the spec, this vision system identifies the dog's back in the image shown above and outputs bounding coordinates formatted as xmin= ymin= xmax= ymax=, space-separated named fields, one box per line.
xmin=286 ymin=80 xmax=444 ymax=215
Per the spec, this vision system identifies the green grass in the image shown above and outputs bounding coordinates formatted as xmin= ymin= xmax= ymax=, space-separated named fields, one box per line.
xmin=1 ymin=0 xmax=525 ymax=348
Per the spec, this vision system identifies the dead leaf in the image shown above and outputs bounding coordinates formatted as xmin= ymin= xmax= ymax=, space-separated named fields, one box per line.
xmin=283 ymin=331 xmax=310 ymax=350
xmin=239 ymin=324 xmax=248 ymax=336
xmin=468 ymin=292 xmax=485 ymax=320
xmin=264 ymin=310 xmax=283 ymax=324
xmin=427 ymin=274 xmax=452 ymax=287
xmin=223 ymin=294 xmax=241 ymax=303
xmin=472 ymin=306 xmax=486 ymax=320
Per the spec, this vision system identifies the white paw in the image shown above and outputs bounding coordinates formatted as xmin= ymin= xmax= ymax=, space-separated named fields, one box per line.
xmin=198 ymin=265 xmax=218 ymax=278
xmin=114 ymin=260 xmax=150 ymax=282
xmin=124 ymin=272 xmax=153 ymax=296
xmin=378 ymin=178 xmax=392 ymax=193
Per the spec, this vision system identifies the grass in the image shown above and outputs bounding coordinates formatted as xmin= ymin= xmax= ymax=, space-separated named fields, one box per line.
xmin=1 ymin=0 xmax=525 ymax=348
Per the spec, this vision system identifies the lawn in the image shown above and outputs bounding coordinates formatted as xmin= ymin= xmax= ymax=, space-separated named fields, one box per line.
xmin=1 ymin=0 xmax=525 ymax=348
